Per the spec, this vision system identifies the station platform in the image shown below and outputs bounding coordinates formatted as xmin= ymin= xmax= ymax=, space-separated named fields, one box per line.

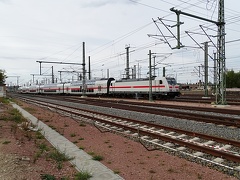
xmin=11 ymin=103 xmax=123 ymax=180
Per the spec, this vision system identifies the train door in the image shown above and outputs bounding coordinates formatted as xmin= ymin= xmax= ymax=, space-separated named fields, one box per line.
xmin=107 ymin=78 xmax=115 ymax=95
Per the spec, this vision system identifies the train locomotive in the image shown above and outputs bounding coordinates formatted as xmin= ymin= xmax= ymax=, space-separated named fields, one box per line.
xmin=19 ymin=76 xmax=180 ymax=99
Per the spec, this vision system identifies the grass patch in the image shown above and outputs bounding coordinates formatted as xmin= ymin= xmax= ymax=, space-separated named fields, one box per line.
xmin=36 ymin=131 xmax=44 ymax=139
xmin=104 ymin=140 xmax=110 ymax=144
xmin=113 ymin=170 xmax=120 ymax=174
xmin=149 ymin=169 xmax=156 ymax=174
xmin=0 ymin=97 xmax=9 ymax=104
xmin=8 ymin=108 xmax=24 ymax=123
xmin=75 ymin=171 xmax=92 ymax=180
xmin=40 ymin=174 xmax=56 ymax=180
xmin=70 ymin=133 xmax=76 ymax=137
xmin=78 ymin=137 xmax=84 ymax=140
xmin=48 ymin=150 xmax=74 ymax=169
xmin=33 ymin=151 xmax=42 ymax=163
xmin=79 ymin=146 xmax=85 ymax=150
xmin=92 ymin=155 xmax=104 ymax=161
xmin=33 ymin=143 xmax=50 ymax=163
xmin=48 ymin=125 xmax=56 ymax=130
xmin=79 ymin=123 xmax=86 ymax=127
xmin=39 ymin=143 xmax=49 ymax=152
xmin=2 ymin=140 xmax=11 ymax=144
xmin=88 ymin=151 xmax=95 ymax=156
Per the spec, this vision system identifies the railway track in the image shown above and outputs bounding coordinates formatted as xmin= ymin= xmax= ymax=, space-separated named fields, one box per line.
xmin=175 ymin=92 xmax=240 ymax=105
xmin=11 ymin=93 xmax=240 ymax=128
xmin=51 ymin=96 xmax=240 ymax=128
xmin=14 ymin=95 xmax=240 ymax=175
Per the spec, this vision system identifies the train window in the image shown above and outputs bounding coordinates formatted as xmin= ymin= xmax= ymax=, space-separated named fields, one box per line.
xmin=98 ymin=86 xmax=101 ymax=91
xmin=111 ymin=83 xmax=112 ymax=86
xmin=159 ymin=80 xmax=163 ymax=84
xmin=167 ymin=78 xmax=177 ymax=85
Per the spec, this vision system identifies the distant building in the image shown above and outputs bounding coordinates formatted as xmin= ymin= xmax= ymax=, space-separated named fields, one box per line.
xmin=0 ymin=84 xmax=6 ymax=97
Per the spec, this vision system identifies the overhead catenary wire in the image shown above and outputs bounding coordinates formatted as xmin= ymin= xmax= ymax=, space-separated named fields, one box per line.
xmin=35 ymin=0 xmax=240 ymax=83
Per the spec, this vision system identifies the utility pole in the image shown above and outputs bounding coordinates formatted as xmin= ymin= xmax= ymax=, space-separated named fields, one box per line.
xmin=39 ymin=62 xmax=42 ymax=75
xmin=153 ymin=56 xmax=156 ymax=77
xmin=59 ymin=71 xmax=62 ymax=83
xmin=133 ymin=65 xmax=136 ymax=79
xmin=198 ymin=65 xmax=201 ymax=88
xmin=30 ymin=74 xmax=35 ymax=84
xmin=204 ymin=42 xmax=208 ymax=97
xmin=82 ymin=42 xmax=86 ymax=97
xmin=216 ymin=0 xmax=226 ymax=105
xmin=149 ymin=50 xmax=153 ymax=102
xmin=88 ymin=56 xmax=91 ymax=80
xmin=51 ymin=66 xmax=54 ymax=83
xmin=213 ymin=52 xmax=217 ymax=95
xmin=125 ymin=45 xmax=130 ymax=79
xmin=107 ymin=69 xmax=109 ymax=78
xmin=170 ymin=1 xmax=226 ymax=104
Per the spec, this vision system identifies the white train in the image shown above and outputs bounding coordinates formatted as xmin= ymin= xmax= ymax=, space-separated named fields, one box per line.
xmin=19 ymin=77 xmax=180 ymax=99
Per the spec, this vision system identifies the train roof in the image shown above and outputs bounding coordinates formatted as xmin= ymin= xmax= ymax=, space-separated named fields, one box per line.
xmin=115 ymin=77 xmax=162 ymax=82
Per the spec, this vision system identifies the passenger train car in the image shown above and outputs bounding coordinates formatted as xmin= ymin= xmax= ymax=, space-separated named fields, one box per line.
xmin=19 ymin=77 xmax=180 ymax=99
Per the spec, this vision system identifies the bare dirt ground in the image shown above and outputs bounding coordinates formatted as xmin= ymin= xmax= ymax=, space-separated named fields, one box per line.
xmin=0 ymin=98 xmax=238 ymax=180
xmin=0 ymin=102 xmax=77 ymax=180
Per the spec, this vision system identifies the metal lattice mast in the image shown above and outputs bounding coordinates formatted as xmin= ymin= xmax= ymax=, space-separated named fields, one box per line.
xmin=216 ymin=0 xmax=226 ymax=105
xmin=82 ymin=42 xmax=86 ymax=97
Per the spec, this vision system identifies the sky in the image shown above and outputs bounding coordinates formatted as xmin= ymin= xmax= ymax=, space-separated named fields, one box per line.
xmin=1 ymin=0 xmax=240 ymax=86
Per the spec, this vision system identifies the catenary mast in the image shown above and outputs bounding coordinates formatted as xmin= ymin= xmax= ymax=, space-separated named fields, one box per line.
xmin=216 ymin=0 xmax=226 ymax=105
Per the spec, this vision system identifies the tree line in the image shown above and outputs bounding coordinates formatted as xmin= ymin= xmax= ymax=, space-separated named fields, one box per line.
xmin=226 ymin=70 xmax=240 ymax=88
xmin=0 ymin=69 xmax=7 ymax=84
